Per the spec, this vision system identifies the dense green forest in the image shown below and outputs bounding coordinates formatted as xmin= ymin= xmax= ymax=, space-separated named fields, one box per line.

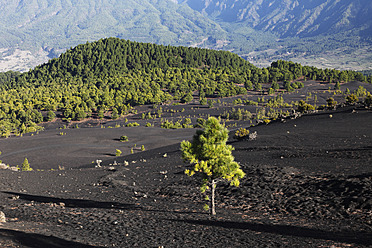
xmin=0 ymin=38 xmax=370 ymax=137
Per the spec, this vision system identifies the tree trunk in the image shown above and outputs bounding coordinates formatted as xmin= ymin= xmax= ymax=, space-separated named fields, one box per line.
xmin=211 ymin=179 xmax=216 ymax=215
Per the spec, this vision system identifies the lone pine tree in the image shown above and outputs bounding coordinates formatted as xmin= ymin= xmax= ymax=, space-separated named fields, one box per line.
xmin=21 ymin=158 xmax=32 ymax=171
xmin=181 ymin=117 xmax=245 ymax=215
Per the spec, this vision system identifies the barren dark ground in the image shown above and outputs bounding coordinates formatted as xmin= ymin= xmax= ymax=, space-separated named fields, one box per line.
xmin=0 ymin=81 xmax=371 ymax=247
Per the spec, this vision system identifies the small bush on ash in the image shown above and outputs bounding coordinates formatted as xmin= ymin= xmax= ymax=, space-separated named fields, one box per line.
xmin=21 ymin=158 xmax=33 ymax=171
xmin=115 ymin=149 xmax=122 ymax=157
xmin=326 ymin=97 xmax=337 ymax=109
xmin=297 ymin=100 xmax=315 ymax=113
xmin=346 ymin=94 xmax=358 ymax=104
xmin=365 ymin=93 xmax=372 ymax=107
xmin=234 ymin=128 xmax=250 ymax=140
xmin=119 ymin=135 xmax=129 ymax=142
xmin=126 ymin=122 xmax=140 ymax=127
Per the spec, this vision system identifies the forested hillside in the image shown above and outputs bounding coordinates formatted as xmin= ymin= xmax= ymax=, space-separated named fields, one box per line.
xmin=0 ymin=38 xmax=370 ymax=138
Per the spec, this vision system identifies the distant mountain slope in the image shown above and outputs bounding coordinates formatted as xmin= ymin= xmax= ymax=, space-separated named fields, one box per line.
xmin=0 ymin=0 xmax=225 ymax=48
xmin=0 ymin=0 xmax=371 ymax=71
xmin=0 ymin=0 xmax=225 ymax=71
xmin=183 ymin=0 xmax=372 ymax=38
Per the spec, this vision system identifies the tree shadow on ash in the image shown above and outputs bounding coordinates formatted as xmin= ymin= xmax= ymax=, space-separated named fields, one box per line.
xmin=0 ymin=228 xmax=104 ymax=248
xmin=2 ymin=191 xmax=139 ymax=210
xmin=2 ymin=191 xmax=203 ymax=215
xmin=166 ymin=219 xmax=372 ymax=246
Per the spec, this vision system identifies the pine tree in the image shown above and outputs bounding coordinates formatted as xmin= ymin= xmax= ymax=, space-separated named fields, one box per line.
xmin=21 ymin=158 xmax=33 ymax=171
xmin=181 ymin=117 xmax=245 ymax=215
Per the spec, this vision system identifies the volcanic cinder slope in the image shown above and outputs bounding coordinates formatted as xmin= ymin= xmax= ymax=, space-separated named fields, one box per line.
xmin=0 ymin=103 xmax=371 ymax=247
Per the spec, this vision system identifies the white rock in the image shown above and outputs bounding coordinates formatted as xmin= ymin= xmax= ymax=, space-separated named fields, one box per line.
xmin=0 ymin=211 xmax=6 ymax=223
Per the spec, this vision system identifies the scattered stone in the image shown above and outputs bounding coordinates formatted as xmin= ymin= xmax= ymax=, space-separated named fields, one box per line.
xmin=0 ymin=163 xmax=8 ymax=170
xmin=0 ymin=163 xmax=19 ymax=171
xmin=249 ymin=131 xmax=257 ymax=140
xmin=96 ymin=160 xmax=102 ymax=167
xmin=0 ymin=211 xmax=6 ymax=223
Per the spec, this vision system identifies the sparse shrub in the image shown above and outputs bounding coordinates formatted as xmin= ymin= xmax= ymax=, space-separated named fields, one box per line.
xmin=268 ymin=88 xmax=275 ymax=95
xmin=161 ymin=120 xmax=182 ymax=129
xmin=194 ymin=118 xmax=206 ymax=128
xmin=233 ymin=128 xmax=250 ymax=140
xmin=45 ymin=111 xmax=56 ymax=122
xmin=365 ymin=93 xmax=372 ymax=107
xmin=244 ymin=100 xmax=258 ymax=106
xmin=221 ymin=108 xmax=252 ymax=121
xmin=326 ymin=97 xmax=337 ymax=109
xmin=355 ymin=86 xmax=367 ymax=97
xmin=292 ymin=81 xmax=304 ymax=89
xmin=111 ymin=108 xmax=119 ymax=120
xmin=141 ymin=145 xmax=145 ymax=151
xmin=297 ymin=100 xmax=315 ymax=113
xmin=182 ymin=118 xmax=193 ymax=128
xmin=334 ymin=81 xmax=341 ymax=90
xmin=115 ymin=149 xmax=122 ymax=157
xmin=207 ymin=100 xmax=214 ymax=108
xmin=119 ymin=135 xmax=129 ymax=142
xmin=126 ymin=122 xmax=140 ymax=127
xmin=181 ymin=92 xmax=193 ymax=103
xmin=346 ymin=94 xmax=358 ymax=104
xmin=257 ymin=97 xmax=265 ymax=103
xmin=233 ymin=98 xmax=243 ymax=105
xmin=199 ymin=97 xmax=207 ymax=105
xmin=21 ymin=158 xmax=32 ymax=171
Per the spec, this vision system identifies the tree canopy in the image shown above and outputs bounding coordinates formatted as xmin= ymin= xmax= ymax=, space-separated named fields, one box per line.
xmin=181 ymin=117 xmax=245 ymax=215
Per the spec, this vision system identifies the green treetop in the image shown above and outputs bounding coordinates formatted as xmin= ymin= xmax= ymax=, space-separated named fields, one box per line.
xmin=181 ymin=117 xmax=245 ymax=215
